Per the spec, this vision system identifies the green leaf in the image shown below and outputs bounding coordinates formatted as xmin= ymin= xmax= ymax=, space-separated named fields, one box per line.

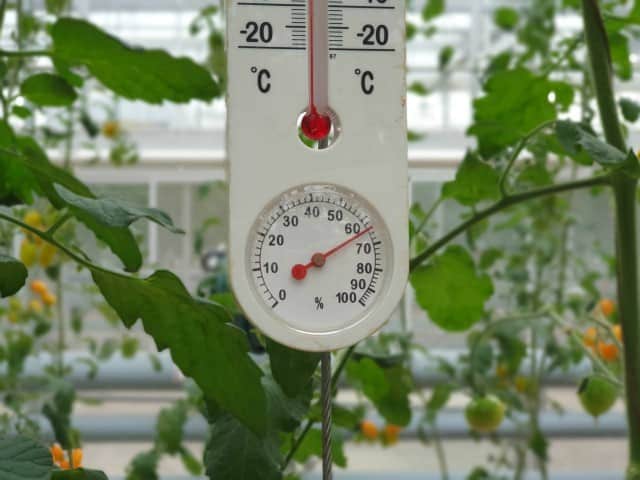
xmin=52 ymin=18 xmax=219 ymax=104
xmin=20 ymin=73 xmax=77 ymax=107
xmin=494 ymin=7 xmax=519 ymax=31
xmin=55 ymin=184 xmax=183 ymax=234
xmin=555 ymin=120 xmax=638 ymax=175
xmin=426 ymin=384 xmax=453 ymax=419
xmin=410 ymin=245 xmax=494 ymax=331
xmin=620 ymin=98 xmax=640 ymax=123
xmin=468 ymin=68 xmax=572 ymax=156
xmin=346 ymin=358 xmax=412 ymax=426
xmin=0 ymin=436 xmax=52 ymax=480
xmin=422 ymin=0 xmax=445 ymax=21
xmin=408 ymin=81 xmax=429 ymax=96
xmin=15 ymin=137 xmax=143 ymax=272
xmin=266 ymin=339 xmax=320 ymax=398
xmin=293 ymin=428 xmax=347 ymax=468
xmin=42 ymin=380 xmax=76 ymax=449
xmin=608 ymin=31 xmax=632 ymax=81
xmin=442 ymin=152 xmax=501 ymax=206
xmin=438 ymin=46 xmax=454 ymax=71
xmin=204 ymin=414 xmax=282 ymax=480
xmin=51 ymin=469 xmax=109 ymax=480
xmin=126 ymin=450 xmax=158 ymax=480
xmin=262 ymin=375 xmax=312 ymax=433
xmin=91 ymin=268 xmax=267 ymax=434
xmin=156 ymin=400 xmax=188 ymax=454
xmin=0 ymin=255 xmax=28 ymax=297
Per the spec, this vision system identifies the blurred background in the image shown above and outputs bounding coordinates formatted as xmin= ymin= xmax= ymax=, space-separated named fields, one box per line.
xmin=1 ymin=0 xmax=639 ymax=479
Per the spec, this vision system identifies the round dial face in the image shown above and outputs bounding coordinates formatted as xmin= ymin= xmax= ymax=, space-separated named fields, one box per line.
xmin=247 ymin=184 xmax=393 ymax=335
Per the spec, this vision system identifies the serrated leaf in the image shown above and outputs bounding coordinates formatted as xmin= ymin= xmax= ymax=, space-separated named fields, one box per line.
xmin=620 ymin=98 xmax=640 ymax=123
xmin=266 ymin=339 xmax=320 ymax=398
xmin=263 ymin=375 xmax=312 ymax=433
xmin=555 ymin=120 xmax=638 ymax=175
xmin=468 ymin=69 xmax=573 ymax=156
xmin=410 ymin=245 xmax=494 ymax=331
xmin=204 ymin=414 xmax=281 ymax=480
xmin=20 ymin=73 xmax=77 ymax=107
xmin=90 ymin=268 xmax=267 ymax=434
xmin=293 ymin=428 xmax=347 ymax=468
xmin=55 ymin=184 xmax=183 ymax=234
xmin=0 ymin=436 xmax=52 ymax=480
xmin=346 ymin=358 xmax=412 ymax=426
xmin=0 ymin=255 xmax=28 ymax=297
xmin=14 ymin=137 xmax=142 ymax=272
xmin=52 ymin=18 xmax=219 ymax=104
xmin=442 ymin=152 xmax=500 ymax=206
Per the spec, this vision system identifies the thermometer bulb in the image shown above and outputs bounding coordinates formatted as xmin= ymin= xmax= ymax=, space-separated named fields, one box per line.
xmin=301 ymin=109 xmax=332 ymax=141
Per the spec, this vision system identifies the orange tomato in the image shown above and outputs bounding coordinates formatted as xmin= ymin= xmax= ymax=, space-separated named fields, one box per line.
xmin=597 ymin=341 xmax=619 ymax=362
xmin=50 ymin=443 xmax=65 ymax=464
xmin=71 ymin=448 xmax=83 ymax=469
xmin=360 ymin=420 xmax=378 ymax=440
xmin=383 ymin=424 xmax=401 ymax=444
xmin=599 ymin=299 xmax=616 ymax=317
xmin=613 ymin=324 xmax=623 ymax=343
xmin=30 ymin=280 xmax=48 ymax=296
xmin=583 ymin=326 xmax=598 ymax=347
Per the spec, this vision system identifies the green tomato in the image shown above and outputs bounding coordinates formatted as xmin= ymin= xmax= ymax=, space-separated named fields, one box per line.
xmin=465 ymin=395 xmax=506 ymax=434
xmin=578 ymin=375 xmax=618 ymax=418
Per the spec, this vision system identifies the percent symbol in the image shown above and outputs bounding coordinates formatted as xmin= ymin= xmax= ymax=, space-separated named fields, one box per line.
xmin=315 ymin=297 xmax=324 ymax=310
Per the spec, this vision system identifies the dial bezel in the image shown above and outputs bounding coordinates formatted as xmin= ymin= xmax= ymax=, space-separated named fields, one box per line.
xmin=244 ymin=183 xmax=395 ymax=345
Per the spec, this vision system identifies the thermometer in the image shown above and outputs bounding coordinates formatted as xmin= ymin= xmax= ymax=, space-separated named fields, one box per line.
xmin=227 ymin=0 xmax=408 ymax=352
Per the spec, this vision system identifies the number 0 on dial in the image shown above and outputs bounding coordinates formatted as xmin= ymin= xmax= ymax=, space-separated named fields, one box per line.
xmin=247 ymin=184 xmax=393 ymax=337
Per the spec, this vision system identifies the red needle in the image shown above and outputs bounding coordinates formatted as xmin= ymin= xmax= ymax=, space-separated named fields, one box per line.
xmin=291 ymin=226 xmax=374 ymax=281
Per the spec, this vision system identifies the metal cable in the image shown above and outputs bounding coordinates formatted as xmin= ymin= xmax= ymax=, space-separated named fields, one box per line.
xmin=320 ymin=352 xmax=333 ymax=480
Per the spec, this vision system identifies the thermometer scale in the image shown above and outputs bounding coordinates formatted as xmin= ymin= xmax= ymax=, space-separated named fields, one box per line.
xmin=227 ymin=0 xmax=408 ymax=352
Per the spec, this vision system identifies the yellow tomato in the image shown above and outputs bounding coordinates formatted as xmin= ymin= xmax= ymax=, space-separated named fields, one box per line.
xmin=42 ymin=292 xmax=57 ymax=307
xmin=39 ymin=243 xmax=57 ymax=268
xmin=20 ymin=239 xmax=38 ymax=267
xmin=23 ymin=210 xmax=42 ymax=229
xmin=102 ymin=120 xmax=121 ymax=139
xmin=613 ymin=324 xmax=623 ymax=343
xmin=29 ymin=299 xmax=43 ymax=314
xmin=583 ymin=326 xmax=598 ymax=348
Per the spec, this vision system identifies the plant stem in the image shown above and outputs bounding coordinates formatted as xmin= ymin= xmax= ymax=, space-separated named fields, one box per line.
xmin=0 ymin=49 xmax=52 ymax=58
xmin=282 ymin=345 xmax=357 ymax=470
xmin=47 ymin=213 xmax=71 ymax=236
xmin=581 ymin=1 xmax=640 ymax=477
xmin=431 ymin=420 xmax=449 ymax=480
xmin=499 ymin=120 xmax=556 ymax=197
xmin=409 ymin=175 xmax=610 ymax=271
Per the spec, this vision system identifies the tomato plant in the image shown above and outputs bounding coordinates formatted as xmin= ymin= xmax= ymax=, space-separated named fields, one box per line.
xmin=0 ymin=0 xmax=639 ymax=479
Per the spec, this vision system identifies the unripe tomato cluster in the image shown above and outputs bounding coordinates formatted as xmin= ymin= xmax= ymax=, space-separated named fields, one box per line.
xmin=359 ymin=420 xmax=402 ymax=446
